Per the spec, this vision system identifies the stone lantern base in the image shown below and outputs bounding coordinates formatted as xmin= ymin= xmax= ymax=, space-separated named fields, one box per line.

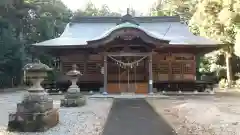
xmin=60 ymin=92 xmax=86 ymax=107
xmin=7 ymin=93 xmax=59 ymax=132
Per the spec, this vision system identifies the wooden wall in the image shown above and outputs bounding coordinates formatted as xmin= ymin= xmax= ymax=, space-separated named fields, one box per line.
xmin=152 ymin=53 xmax=196 ymax=82
xmin=59 ymin=52 xmax=196 ymax=83
xmin=60 ymin=54 xmax=103 ymax=82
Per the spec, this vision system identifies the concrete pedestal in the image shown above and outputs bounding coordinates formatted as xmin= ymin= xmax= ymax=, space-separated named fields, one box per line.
xmin=60 ymin=92 xmax=86 ymax=107
xmin=8 ymin=93 xmax=59 ymax=132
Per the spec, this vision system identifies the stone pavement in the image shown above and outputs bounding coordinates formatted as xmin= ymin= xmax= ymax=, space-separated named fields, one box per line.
xmin=89 ymin=93 xmax=169 ymax=99
xmin=102 ymin=99 xmax=177 ymax=135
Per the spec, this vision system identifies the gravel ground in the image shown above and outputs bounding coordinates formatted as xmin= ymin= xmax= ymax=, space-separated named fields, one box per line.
xmin=0 ymin=91 xmax=113 ymax=135
xmin=147 ymin=96 xmax=240 ymax=135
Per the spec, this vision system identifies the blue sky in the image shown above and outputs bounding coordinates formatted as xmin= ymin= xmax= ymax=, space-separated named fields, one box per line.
xmin=61 ymin=0 xmax=158 ymax=15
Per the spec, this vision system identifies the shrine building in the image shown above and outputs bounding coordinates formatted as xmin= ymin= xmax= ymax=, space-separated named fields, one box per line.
xmin=31 ymin=11 xmax=221 ymax=94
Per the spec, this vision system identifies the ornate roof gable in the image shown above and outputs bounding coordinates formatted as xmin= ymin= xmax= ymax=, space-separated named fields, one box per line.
xmin=117 ymin=8 xmax=139 ymax=25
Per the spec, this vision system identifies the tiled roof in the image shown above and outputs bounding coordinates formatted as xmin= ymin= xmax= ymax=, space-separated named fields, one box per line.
xmin=33 ymin=15 xmax=220 ymax=47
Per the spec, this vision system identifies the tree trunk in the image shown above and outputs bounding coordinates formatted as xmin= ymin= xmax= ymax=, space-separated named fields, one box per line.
xmin=225 ymin=52 xmax=233 ymax=87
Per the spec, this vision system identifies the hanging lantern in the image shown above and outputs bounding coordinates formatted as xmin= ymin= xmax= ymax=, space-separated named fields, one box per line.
xmin=101 ymin=67 xmax=104 ymax=74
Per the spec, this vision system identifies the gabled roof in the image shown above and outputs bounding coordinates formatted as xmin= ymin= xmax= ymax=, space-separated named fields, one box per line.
xmin=33 ymin=14 xmax=221 ymax=47
xmin=88 ymin=22 xmax=169 ymax=43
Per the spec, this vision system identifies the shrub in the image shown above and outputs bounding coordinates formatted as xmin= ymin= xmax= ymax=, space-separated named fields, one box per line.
xmin=235 ymin=79 xmax=240 ymax=88
xmin=218 ymin=78 xmax=228 ymax=88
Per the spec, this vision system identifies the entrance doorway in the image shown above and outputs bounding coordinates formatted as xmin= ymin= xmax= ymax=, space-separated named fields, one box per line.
xmin=107 ymin=54 xmax=148 ymax=93
xmin=118 ymin=66 xmax=137 ymax=93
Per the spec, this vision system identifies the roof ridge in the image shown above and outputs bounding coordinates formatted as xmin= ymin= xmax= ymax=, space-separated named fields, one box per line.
xmin=71 ymin=15 xmax=180 ymax=23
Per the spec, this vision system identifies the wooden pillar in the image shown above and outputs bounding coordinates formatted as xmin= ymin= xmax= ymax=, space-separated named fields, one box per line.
xmin=149 ymin=53 xmax=153 ymax=94
xmin=103 ymin=55 xmax=108 ymax=94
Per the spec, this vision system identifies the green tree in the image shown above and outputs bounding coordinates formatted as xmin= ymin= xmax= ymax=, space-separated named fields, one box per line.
xmin=26 ymin=0 xmax=72 ymax=78
xmin=73 ymin=2 xmax=121 ymax=17
xmin=0 ymin=0 xmax=72 ymax=87
xmin=26 ymin=0 xmax=72 ymax=43
xmin=0 ymin=0 xmax=35 ymax=87
xmin=150 ymin=0 xmax=198 ymax=22
xmin=189 ymin=0 xmax=240 ymax=86
xmin=235 ymin=25 xmax=240 ymax=57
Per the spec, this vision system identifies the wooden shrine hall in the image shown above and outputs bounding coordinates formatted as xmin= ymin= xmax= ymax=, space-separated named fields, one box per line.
xmin=31 ymin=11 xmax=221 ymax=94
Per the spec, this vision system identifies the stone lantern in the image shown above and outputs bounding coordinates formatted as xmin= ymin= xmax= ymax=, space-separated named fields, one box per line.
xmin=8 ymin=60 xmax=59 ymax=132
xmin=60 ymin=64 xmax=86 ymax=107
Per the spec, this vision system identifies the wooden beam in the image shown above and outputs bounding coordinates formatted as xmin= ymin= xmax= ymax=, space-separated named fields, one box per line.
xmin=107 ymin=52 xmax=152 ymax=56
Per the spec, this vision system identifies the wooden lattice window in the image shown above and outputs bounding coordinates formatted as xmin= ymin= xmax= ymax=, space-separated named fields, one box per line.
xmin=154 ymin=53 xmax=170 ymax=61
xmin=182 ymin=62 xmax=194 ymax=74
xmin=172 ymin=53 xmax=194 ymax=61
xmin=153 ymin=64 xmax=159 ymax=72
xmin=87 ymin=62 xmax=98 ymax=74
xmin=158 ymin=63 xmax=169 ymax=74
xmin=171 ymin=63 xmax=181 ymax=74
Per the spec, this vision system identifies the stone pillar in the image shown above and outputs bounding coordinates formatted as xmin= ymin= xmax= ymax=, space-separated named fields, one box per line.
xmin=103 ymin=55 xmax=108 ymax=95
xmin=60 ymin=64 xmax=86 ymax=107
xmin=149 ymin=54 xmax=153 ymax=94
xmin=8 ymin=60 xmax=59 ymax=132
